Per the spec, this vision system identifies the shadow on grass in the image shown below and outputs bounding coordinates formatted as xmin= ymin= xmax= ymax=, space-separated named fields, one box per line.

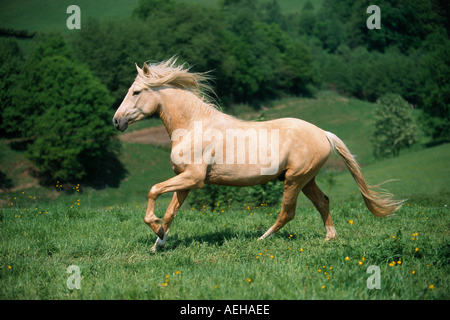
xmin=137 ymin=229 xmax=320 ymax=251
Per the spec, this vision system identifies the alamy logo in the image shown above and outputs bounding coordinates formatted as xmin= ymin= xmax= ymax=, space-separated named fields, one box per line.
xmin=366 ymin=265 xmax=381 ymax=289
xmin=171 ymin=121 xmax=280 ymax=175
xmin=367 ymin=5 xmax=381 ymax=29
xmin=66 ymin=5 xmax=81 ymax=30
xmin=66 ymin=265 xmax=81 ymax=290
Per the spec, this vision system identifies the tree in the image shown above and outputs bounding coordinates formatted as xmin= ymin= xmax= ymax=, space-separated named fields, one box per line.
xmin=2 ymin=35 xmax=74 ymax=138
xmin=0 ymin=38 xmax=24 ymax=137
xmin=2 ymin=36 xmax=122 ymax=184
xmin=68 ymin=18 xmax=161 ymax=109
xmin=371 ymin=94 xmax=418 ymax=158
xmin=282 ymin=41 xmax=315 ymax=95
xmin=419 ymin=30 xmax=450 ymax=141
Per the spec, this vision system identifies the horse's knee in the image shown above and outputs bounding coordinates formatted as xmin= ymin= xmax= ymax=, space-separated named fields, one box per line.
xmin=279 ymin=208 xmax=295 ymax=223
xmin=144 ymin=216 xmax=153 ymax=225
xmin=148 ymin=185 xmax=158 ymax=200
xmin=286 ymin=211 xmax=295 ymax=221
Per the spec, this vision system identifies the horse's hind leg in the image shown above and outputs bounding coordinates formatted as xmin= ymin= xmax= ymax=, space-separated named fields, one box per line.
xmin=302 ymin=177 xmax=337 ymax=241
xmin=258 ymin=178 xmax=303 ymax=241
xmin=151 ymin=190 xmax=190 ymax=252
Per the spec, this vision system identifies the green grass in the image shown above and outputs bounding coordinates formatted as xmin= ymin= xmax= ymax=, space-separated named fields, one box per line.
xmin=1 ymin=201 xmax=449 ymax=299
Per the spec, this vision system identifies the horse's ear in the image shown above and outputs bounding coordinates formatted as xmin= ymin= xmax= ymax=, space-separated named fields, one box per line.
xmin=142 ymin=62 xmax=150 ymax=76
xmin=135 ymin=62 xmax=141 ymax=73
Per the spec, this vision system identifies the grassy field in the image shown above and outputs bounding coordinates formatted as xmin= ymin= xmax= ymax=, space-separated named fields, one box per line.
xmin=1 ymin=200 xmax=448 ymax=299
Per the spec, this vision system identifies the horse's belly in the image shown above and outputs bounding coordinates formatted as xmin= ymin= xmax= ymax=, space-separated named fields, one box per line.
xmin=204 ymin=164 xmax=281 ymax=187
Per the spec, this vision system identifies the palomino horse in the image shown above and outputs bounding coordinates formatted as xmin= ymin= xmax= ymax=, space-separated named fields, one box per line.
xmin=113 ymin=57 xmax=403 ymax=252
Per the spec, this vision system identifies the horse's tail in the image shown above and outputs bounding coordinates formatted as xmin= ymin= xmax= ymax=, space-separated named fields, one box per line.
xmin=324 ymin=131 xmax=404 ymax=217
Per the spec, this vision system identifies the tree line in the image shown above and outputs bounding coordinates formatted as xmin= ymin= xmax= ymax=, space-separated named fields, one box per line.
xmin=0 ymin=0 xmax=449 ymax=185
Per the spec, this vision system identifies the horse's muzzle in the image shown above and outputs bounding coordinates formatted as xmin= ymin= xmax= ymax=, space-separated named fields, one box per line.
xmin=113 ymin=117 xmax=128 ymax=132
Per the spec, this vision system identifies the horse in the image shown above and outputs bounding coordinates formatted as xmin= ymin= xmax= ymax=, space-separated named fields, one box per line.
xmin=113 ymin=57 xmax=404 ymax=252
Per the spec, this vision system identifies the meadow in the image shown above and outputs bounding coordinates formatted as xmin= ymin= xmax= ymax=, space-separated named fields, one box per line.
xmin=1 ymin=197 xmax=448 ymax=299
xmin=1 ymin=0 xmax=449 ymax=301
xmin=1 ymin=94 xmax=449 ymax=300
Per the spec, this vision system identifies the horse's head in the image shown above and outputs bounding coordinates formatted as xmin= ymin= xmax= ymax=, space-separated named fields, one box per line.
xmin=113 ymin=63 xmax=160 ymax=132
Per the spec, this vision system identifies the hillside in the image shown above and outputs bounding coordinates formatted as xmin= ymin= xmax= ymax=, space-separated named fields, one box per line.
xmin=301 ymin=142 xmax=450 ymax=207
xmin=260 ymin=92 xmax=428 ymax=166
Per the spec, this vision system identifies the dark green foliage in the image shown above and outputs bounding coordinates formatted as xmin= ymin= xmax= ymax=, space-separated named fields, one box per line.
xmin=371 ymin=94 xmax=418 ymax=158
xmin=71 ymin=1 xmax=228 ymax=108
xmin=188 ymin=179 xmax=284 ymax=211
xmin=24 ymin=54 xmax=117 ymax=182
xmin=0 ymin=28 xmax=36 ymax=39
xmin=317 ymin=46 xmax=420 ymax=103
xmin=418 ymin=30 xmax=450 ymax=141
xmin=282 ymin=41 xmax=315 ymax=95
xmin=324 ymin=0 xmax=442 ymax=53
xmin=0 ymin=171 xmax=13 ymax=190
xmin=0 ymin=38 xmax=24 ymax=137
xmin=68 ymin=18 xmax=162 ymax=109
xmin=302 ymin=0 xmax=314 ymax=11
xmin=2 ymin=37 xmax=71 ymax=138
xmin=1 ymin=36 xmax=122 ymax=184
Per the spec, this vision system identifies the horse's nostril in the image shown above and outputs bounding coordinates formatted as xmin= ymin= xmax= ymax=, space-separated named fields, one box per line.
xmin=113 ymin=118 xmax=118 ymax=126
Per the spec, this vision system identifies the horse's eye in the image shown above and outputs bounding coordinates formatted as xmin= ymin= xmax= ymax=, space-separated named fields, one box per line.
xmin=133 ymin=90 xmax=141 ymax=96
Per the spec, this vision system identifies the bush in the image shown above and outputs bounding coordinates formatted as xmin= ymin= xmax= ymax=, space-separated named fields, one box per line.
xmin=188 ymin=179 xmax=284 ymax=211
xmin=24 ymin=55 xmax=116 ymax=183
xmin=371 ymin=93 xmax=418 ymax=158
xmin=2 ymin=36 xmax=119 ymax=184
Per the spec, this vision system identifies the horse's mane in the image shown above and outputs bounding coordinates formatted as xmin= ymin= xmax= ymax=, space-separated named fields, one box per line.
xmin=135 ymin=56 xmax=218 ymax=109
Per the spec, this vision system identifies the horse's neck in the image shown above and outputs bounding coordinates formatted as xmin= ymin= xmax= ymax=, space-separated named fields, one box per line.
xmin=158 ymin=88 xmax=223 ymax=137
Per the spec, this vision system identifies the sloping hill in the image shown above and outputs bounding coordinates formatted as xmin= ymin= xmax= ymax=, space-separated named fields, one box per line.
xmin=298 ymin=143 xmax=450 ymax=207
xmin=263 ymin=92 xmax=425 ymax=166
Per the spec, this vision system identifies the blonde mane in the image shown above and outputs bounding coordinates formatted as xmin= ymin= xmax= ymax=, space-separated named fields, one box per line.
xmin=135 ymin=56 xmax=218 ymax=109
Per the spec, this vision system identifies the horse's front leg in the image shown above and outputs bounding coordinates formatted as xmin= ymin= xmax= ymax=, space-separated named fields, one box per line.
xmin=151 ymin=190 xmax=190 ymax=252
xmin=144 ymin=170 xmax=204 ymax=251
